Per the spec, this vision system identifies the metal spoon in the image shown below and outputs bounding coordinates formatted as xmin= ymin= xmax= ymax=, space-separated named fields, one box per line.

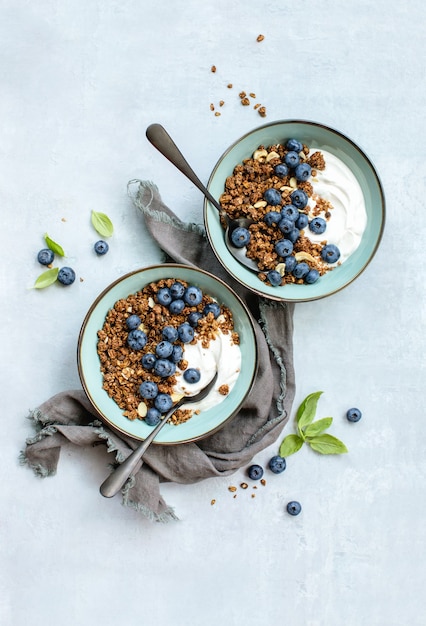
xmin=145 ymin=123 xmax=259 ymax=272
xmin=99 ymin=372 xmax=218 ymax=498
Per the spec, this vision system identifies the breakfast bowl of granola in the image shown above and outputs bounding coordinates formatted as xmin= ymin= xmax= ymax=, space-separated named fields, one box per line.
xmin=204 ymin=120 xmax=385 ymax=301
xmin=77 ymin=264 xmax=258 ymax=444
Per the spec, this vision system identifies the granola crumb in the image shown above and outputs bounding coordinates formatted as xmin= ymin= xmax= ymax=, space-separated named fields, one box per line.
xmin=228 ymin=486 xmax=237 ymax=492
xmin=251 ymin=493 xmax=256 ymax=498
xmin=239 ymin=91 xmax=247 ymax=99
xmin=218 ymin=384 xmax=229 ymax=396
xmin=214 ymin=111 xmax=221 ymax=117
xmin=256 ymin=34 xmax=265 ymax=42
xmin=240 ymin=482 xmax=248 ymax=489
xmin=210 ymin=103 xmax=215 ymax=111
xmin=211 ymin=65 xmax=217 ymax=73
xmin=211 ymin=499 xmax=216 ymax=505
xmin=258 ymin=106 xmax=267 ymax=117
xmin=227 ymin=83 xmax=233 ymax=89
xmin=249 ymin=92 xmax=256 ymax=98
xmin=260 ymin=478 xmax=266 ymax=486
xmin=241 ymin=97 xmax=250 ymax=106
xmin=219 ymin=100 xmax=225 ymax=107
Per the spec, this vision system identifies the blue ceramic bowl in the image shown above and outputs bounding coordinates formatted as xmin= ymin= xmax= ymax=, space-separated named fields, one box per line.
xmin=204 ymin=120 xmax=385 ymax=301
xmin=77 ymin=264 xmax=258 ymax=444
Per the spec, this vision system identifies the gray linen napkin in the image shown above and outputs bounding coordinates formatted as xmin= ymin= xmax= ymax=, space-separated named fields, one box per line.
xmin=20 ymin=181 xmax=295 ymax=522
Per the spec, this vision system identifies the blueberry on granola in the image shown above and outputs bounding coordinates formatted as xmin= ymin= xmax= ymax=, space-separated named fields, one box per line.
xmin=284 ymin=151 xmax=300 ymax=169
xmin=126 ymin=314 xmax=141 ymax=330
xmin=309 ymin=217 xmax=327 ymax=235
xmin=305 ymin=268 xmax=320 ymax=284
xmin=280 ymin=204 xmax=299 ymax=221
xmin=286 ymin=138 xmax=303 ymax=153
xmin=169 ymin=299 xmax=185 ymax=315
xmin=145 ymin=407 xmax=161 ymax=426
xmin=290 ymin=189 xmax=308 ymax=209
xmin=162 ymin=325 xmax=178 ymax=342
xmin=204 ymin=302 xmax=221 ymax=318
xmin=184 ymin=285 xmax=203 ymax=306
xmin=171 ymin=345 xmax=183 ymax=363
xmin=275 ymin=239 xmax=294 ymax=258
xmin=287 ymin=228 xmax=300 ymax=244
xmin=57 ymin=267 xmax=76 ymax=286
xmin=127 ymin=329 xmax=147 ymax=350
xmin=37 ymin=248 xmax=54 ymax=266
xmin=183 ymin=368 xmax=201 ymax=384
xmin=156 ymin=287 xmax=172 ymax=307
xmin=187 ymin=311 xmax=203 ymax=327
xmin=170 ymin=281 xmax=186 ymax=299
xmin=178 ymin=322 xmax=194 ymax=343
xmin=141 ymin=353 xmax=156 ymax=369
xmin=230 ymin=226 xmax=251 ymax=248
xmin=285 ymin=256 xmax=297 ymax=272
xmin=154 ymin=359 xmax=176 ymax=378
xmin=156 ymin=340 xmax=174 ymax=359
xmin=321 ymin=244 xmax=341 ymax=264
xmin=264 ymin=211 xmax=281 ymax=226
xmin=292 ymin=262 xmax=310 ymax=280
xmin=267 ymin=269 xmax=282 ymax=286
xmin=278 ymin=217 xmax=294 ymax=235
xmin=274 ymin=163 xmax=289 ymax=178
xmin=154 ymin=393 xmax=173 ymax=413
xmin=295 ymin=213 xmax=309 ymax=230
xmin=264 ymin=188 xmax=282 ymax=206
xmin=94 ymin=240 xmax=109 ymax=255
xmin=295 ymin=163 xmax=312 ymax=182
xmin=139 ymin=380 xmax=158 ymax=400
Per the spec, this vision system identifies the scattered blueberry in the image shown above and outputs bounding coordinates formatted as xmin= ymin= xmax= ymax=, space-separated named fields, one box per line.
xmin=154 ymin=393 xmax=173 ymax=413
xmin=264 ymin=188 xmax=282 ymax=206
xmin=184 ymin=285 xmax=203 ymax=306
xmin=292 ymin=262 xmax=310 ymax=280
xmin=162 ymin=326 xmax=178 ymax=342
xmin=57 ymin=267 xmax=76 ymax=285
xmin=287 ymin=228 xmax=300 ymax=244
xmin=139 ymin=380 xmax=158 ymax=400
xmin=94 ymin=240 xmax=109 ymax=255
xmin=155 ymin=340 xmax=174 ymax=359
xmin=294 ymin=163 xmax=312 ymax=182
xmin=170 ymin=281 xmax=186 ymax=299
xmin=280 ymin=204 xmax=299 ymax=222
xmin=127 ymin=329 xmax=147 ymax=350
xmin=230 ymin=226 xmax=251 ymax=248
xmin=204 ymin=302 xmax=221 ymax=318
xmin=278 ymin=217 xmax=294 ymax=235
xmin=321 ymin=244 xmax=341 ymax=264
xmin=169 ymin=299 xmax=185 ymax=314
xmin=145 ymin=407 xmax=161 ymax=426
xmin=156 ymin=287 xmax=172 ymax=307
xmin=346 ymin=407 xmax=362 ymax=422
xmin=305 ymin=268 xmax=320 ymax=284
xmin=264 ymin=211 xmax=282 ymax=226
xmin=187 ymin=311 xmax=203 ymax=327
xmin=284 ymin=151 xmax=300 ymax=169
xmin=285 ymin=255 xmax=297 ymax=272
xmin=309 ymin=217 xmax=327 ymax=235
xmin=126 ymin=314 xmax=141 ymax=330
xmin=267 ymin=269 xmax=282 ymax=286
xmin=286 ymin=501 xmax=302 ymax=516
xmin=274 ymin=163 xmax=289 ymax=178
xmin=295 ymin=213 xmax=309 ymax=230
xmin=154 ymin=359 xmax=176 ymax=378
xmin=248 ymin=464 xmax=264 ymax=480
xmin=37 ymin=248 xmax=54 ymax=266
xmin=183 ymin=368 xmax=201 ymax=384
xmin=141 ymin=353 xmax=156 ymax=369
xmin=268 ymin=455 xmax=286 ymax=474
xmin=286 ymin=138 xmax=303 ymax=153
xmin=171 ymin=345 xmax=183 ymax=363
xmin=178 ymin=322 xmax=194 ymax=343
xmin=275 ymin=239 xmax=294 ymax=258
xmin=290 ymin=189 xmax=308 ymax=209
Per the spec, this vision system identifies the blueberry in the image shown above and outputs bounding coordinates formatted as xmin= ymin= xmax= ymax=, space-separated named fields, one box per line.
xmin=286 ymin=138 xmax=303 ymax=153
xmin=280 ymin=204 xmax=299 ymax=221
xmin=162 ymin=326 xmax=178 ymax=342
xmin=278 ymin=217 xmax=294 ymax=235
xmin=126 ymin=314 xmax=141 ymax=330
xmin=156 ymin=340 xmax=174 ymax=359
xmin=230 ymin=226 xmax=251 ymax=248
xmin=139 ymin=380 xmax=158 ymax=400
xmin=294 ymin=163 xmax=312 ymax=182
xmin=184 ymin=285 xmax=203 ymax=306
xmin=274 ymin=163 xmax=290 ymax=178
xmin=94 ymin=240 xmax=109 ymax=255
xmin=37 ymin=248 xmax=54 ymax=266
xmin=57 ymin=267 xmax=76 ymax=285
xmin=346 ymin=407 xmax=362 ymax=422
xmin=141 ymin=353 xmax=156 ymax=369
xmin=290 ymin=189 xmax=308 ymax=209
xmin=287 ymin=228 xmax=300 ymax=244
xmin=305 ymin=269 xmax=320 ymax=284
xmin=292 ymin=262 xmax=310 ymax=279
xmin=187 ymin=311 xmax=203 ymax=327
xmin=247 ymin=464 xmax=264 ymax=480
xmin=309 ymin=217 xmax=327 ymax=235
xmin=154 ymin=393 xmax=173 ymax=413
xmin=321 ymin=244 xmax=341 ymax=264
xmin=285 ymin=256 xmax=297 ymax=272
xmin=169 ymin=299 xmax=185 ymax=314
xmin=284 ymin=151 xmax=300 ymax=169
xmin=145 ymin=407 xmax=161 ymax=426
xmin=268 ymin=455 xmax=286 ymax=474
xmin=170 ymin=281 xmax=186 ymax=299
xmin=264 ymin=188 xmax=282 ymax=206
xmin=127 ymin=329 xmax=147 ymax=350
xmin=267 ymin=270 xmax=282 ymax=287
xmin=203 ymin=302 xmax=221 ymax=318
xmin=156 ymin=287 xmax=172 ymax=307
xmin=183 ymin=368 xmax=201 ymax=384
xmin=295 ymin=213 xmax=309 ymax=230
xmin=154 ymin=359 xmax=176 ymax=378
xmin=286 ymin=501 xmax=302 ymax=516
xmin=171 ymin=345 xmax=183 ymax=363
xmin=275 ymin=239 xmax=294 ymax=258
xmin=264 ymin=211 xmax=282 ymax=226
xmin=178 ymin=322 xmax=194 ymax=343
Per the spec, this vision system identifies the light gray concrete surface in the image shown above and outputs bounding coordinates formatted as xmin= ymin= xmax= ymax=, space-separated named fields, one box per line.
xmin=1 ymin=2 xmax=425 ymax=625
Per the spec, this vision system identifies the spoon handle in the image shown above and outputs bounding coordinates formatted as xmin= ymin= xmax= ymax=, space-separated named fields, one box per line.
xmin=99 ymin=404 xmax=178 ymax=498
xmin=146 ymin=123 xmax=224 ymax=215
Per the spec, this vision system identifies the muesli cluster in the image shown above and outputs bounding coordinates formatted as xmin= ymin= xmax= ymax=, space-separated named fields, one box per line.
xmin=97 ymin=278 xmax=239 ymax=425
xmin=219 ymin=139 xmax=341 ymax=286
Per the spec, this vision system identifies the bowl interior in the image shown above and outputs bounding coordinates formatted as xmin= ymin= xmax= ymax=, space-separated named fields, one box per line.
xmin=78 ymin=264 xmax=258 ymax=444
xmin=205 ymin=120 xmax=385 ymax=302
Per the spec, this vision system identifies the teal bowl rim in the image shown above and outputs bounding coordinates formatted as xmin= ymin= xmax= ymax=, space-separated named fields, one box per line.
xmin=204 ymin=119 xmax=386 ymax=302
xmin=77 ymin=263 xmax=259 ymax=444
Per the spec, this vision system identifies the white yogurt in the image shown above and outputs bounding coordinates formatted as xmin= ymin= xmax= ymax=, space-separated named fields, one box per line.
xmin=306 ymin=149 xmax=367 ymax=263
xmin=173 ymin=325 xmax=241 ymax=413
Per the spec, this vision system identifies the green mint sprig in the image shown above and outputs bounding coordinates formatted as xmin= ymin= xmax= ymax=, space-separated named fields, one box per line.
xmin=91 ymin=210 xmax=114 ymax=237
xmin=279 ymin=391 xmax=348 ymax=457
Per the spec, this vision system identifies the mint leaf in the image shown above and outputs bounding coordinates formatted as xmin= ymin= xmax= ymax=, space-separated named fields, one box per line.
xmin=279 ymin=434 xmax=304 ymax=458
xmin=296 ymin=391 xmax=323 ymax=433
xmin=307 ymin=434 xmax=348 ymax=455
xmin=303 ymin=417 xmax=333 ymax=438
xmin=34 ymin=267 xmax=59 ymax=289
xmin=44 ymin=234 xmax=65 ymax=257
xmin=91 ymin=210 xmax=114 ymax=237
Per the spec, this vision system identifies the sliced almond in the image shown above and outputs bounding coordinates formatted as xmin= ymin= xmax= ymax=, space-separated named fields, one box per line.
xmin=253 ymin=149 xmax=268 ymax=161
xmin=148 ymin=296 xmax=155 ymax=308
xmin=295 ymin=251 xmax=317 ymax=263
xmin=137 ymin=402 xmax=148 ymax=418
xmin=253 ymin=200 xmax=267 ymax=208
xmin=266 ymin=151 xmax=280 ymax=162
xmin=289 ymin=177 xmax=297 ymax=188
xmin=276 ymin=262 xmax=286 ymax=276
xmin=171 ymin=392 xmax=184 ymax=403
xmin=280 ymin=185 xmax=293 ymax=192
